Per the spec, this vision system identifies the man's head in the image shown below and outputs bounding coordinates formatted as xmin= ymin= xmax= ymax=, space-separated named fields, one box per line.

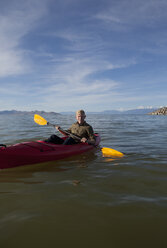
xmin=76 ymin=109 xmax=86 ymax=124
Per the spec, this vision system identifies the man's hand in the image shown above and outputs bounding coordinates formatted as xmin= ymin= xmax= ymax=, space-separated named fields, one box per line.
xmin=81 ymin=137 xmax=87 ymax=143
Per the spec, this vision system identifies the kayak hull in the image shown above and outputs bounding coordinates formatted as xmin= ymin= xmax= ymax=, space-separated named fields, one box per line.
xmin=0 ymin=134 xmax=100 ymax=169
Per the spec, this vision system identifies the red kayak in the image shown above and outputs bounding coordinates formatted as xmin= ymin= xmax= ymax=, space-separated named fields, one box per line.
xmin=0 ymin=134 xmax=100 ymax=169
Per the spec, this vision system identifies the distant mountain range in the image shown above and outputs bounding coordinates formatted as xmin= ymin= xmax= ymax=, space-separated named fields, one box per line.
xmin=49 ymin=108 xmax=158 ymax=115
xmin=0 ymin=110 xmax=60 ymax=115
xmin=103 ymin=108 xmax=158 ymax=115
xmin=96 ymin=109 xmax=158 ymax=115
xmin=0 ymin=108 xmax=158 ymax=115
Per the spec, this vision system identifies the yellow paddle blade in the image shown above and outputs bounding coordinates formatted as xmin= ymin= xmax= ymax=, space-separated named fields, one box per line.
xmin=34 ymin=114 xmax=48 ymax=126
xmin=101 ymin=147 xmax=124 ymax=157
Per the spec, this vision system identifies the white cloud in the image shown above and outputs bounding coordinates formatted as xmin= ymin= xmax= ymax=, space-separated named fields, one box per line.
xmin=44 ymin=79 xmax=118 ymax=97
xmin=0 ymin=50 xmax=29 ymax=77
xmin=137 ymin=106 xmax=155 ymax=109
xmin=0 ymin=0 xmax=48 ymax=77
xmin=0 ymin=0 xmax=166 ymax=112
xmin=41 ymin=54 xmax=133 ymax=98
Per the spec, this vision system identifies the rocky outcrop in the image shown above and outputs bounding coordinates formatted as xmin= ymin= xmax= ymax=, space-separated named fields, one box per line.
xmin=148 ymin=107 xmax=167 ymax=115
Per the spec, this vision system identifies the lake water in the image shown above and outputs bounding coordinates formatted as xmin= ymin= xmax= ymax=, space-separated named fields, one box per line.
xmin=0 ymin=113 xmax=167 ymax=248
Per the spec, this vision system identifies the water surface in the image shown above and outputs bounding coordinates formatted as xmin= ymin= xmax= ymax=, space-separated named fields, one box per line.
xmin=0 ymin=113 xmax=167 ymax=248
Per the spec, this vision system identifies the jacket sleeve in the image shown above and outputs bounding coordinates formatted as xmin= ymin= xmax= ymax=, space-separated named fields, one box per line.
xmin=87 ymin=126 xmax=96 ymax=142
xmin=66 ymin=124 xmax=74 ymax=133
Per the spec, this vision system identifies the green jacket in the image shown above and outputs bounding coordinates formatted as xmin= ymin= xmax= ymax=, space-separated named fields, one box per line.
xmin=67 ymin=121 xmax=95 ymax=142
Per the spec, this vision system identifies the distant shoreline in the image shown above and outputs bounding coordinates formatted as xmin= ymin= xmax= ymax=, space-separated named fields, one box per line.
xmin=0 ymin=110 xmax=60 ymax=115
xmin=0 ymin=108 xmax=159 ymax=115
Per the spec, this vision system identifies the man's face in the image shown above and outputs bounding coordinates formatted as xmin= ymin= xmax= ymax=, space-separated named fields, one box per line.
xmin=76 ymin=114 xmax=85 ymax=124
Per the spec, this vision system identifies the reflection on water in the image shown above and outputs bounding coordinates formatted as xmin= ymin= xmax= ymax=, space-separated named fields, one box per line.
xmin=0 ymin=113 xmax=167 ymax=247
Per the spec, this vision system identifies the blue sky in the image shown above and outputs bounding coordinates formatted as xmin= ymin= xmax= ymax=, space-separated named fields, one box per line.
xmin=0 ymin=0 xmax=167 ymax=112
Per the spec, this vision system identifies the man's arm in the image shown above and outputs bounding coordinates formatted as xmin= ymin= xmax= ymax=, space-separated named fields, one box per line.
xmin=81 ymin=126 xmax=95 ymax=145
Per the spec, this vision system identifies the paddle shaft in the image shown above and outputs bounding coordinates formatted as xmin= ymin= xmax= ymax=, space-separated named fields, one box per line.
xmin=47 ymin=122 xmax=81 ymax=141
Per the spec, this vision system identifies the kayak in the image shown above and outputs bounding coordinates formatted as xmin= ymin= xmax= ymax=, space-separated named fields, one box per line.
xmin=0 ymin=134 xmax=100 ymax=169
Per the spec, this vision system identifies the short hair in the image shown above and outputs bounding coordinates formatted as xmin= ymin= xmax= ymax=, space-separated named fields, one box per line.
xmin=76 ymin=109 xmax=86 ymax=116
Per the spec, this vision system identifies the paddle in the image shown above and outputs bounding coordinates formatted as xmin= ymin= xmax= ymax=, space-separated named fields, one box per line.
xmin=34 ymin=114 xmax=81 ymax=141
xmin=34 ymin=114 xmax=124 ymax=157
xmin=101 ymin=147 xmax=124 ymax=157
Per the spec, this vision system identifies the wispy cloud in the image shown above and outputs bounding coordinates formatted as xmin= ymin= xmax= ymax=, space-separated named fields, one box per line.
xmin=95 ymin=0 xmax=167 ymax=30
xmin=0 ymin=0 xmax=48 ymax=77
xmin=0 ymin=0 xmax=166 ymax=111
xmin=42 ymin=23 xmax=137 ymax=91
xmin=93 ymin=0 xmax=167 ymax=59
xmin=40 ymin=52 xmax=135 ymax=104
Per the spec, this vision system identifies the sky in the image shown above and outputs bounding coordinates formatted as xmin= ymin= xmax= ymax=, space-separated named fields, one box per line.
xmin=0 ymin=0 xmax=167 ymax=112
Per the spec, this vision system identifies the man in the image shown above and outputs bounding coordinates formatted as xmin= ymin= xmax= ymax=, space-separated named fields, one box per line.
xmin=46 ymin=110 xmax=95 ymax=145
